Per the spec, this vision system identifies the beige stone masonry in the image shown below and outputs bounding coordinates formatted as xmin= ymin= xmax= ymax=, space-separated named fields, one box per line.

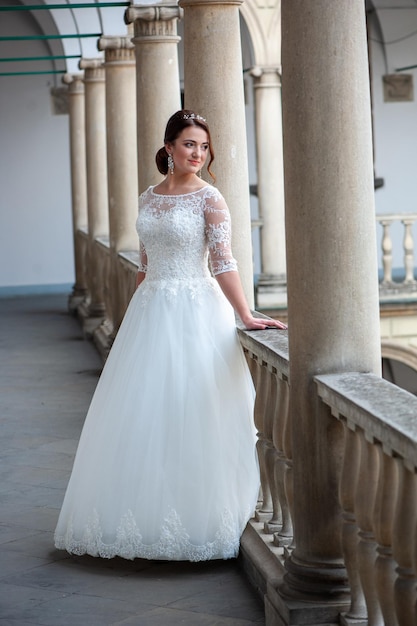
xmin=125 ymin=5 xmax=182 ymax=193
xmin=278 ymin=0 xmax=382 ymax=620
xmin=78 ymin=58 xmax=108 ymax=326
xmin=62 ymin=73 xmax=88 ymax=311
xmin=250 ymin=66 xmax=286 ymax=308
xmin=98 ymin=36 xmax=138 ymax=255
xmin=96 ymin=35 xmax=138 ymax=344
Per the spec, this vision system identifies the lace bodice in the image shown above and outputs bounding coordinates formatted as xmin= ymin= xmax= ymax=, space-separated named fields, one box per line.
xmin=136 ymin=185 xmax=238 ymax=286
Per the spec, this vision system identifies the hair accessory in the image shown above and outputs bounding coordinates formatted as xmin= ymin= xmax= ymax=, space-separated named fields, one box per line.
xmin=167 ymin=154 xmax=174 ymax=175
xmin=183 ymin=113 xmax=206 ymax=122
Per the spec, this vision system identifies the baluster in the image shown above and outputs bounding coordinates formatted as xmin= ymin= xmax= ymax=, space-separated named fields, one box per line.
xmin=374 ymin=450 xmax=399 ymax=626
xmin=264 ymin=368 xmax=282 ymax=533
xmin=339 ymin=425 xmax=367 ymax=623
xmin=413 ymin=504 xmax=417 ymax=625
xmin=246 ymin=353 xmax=262 ymax=509
xmin=355 ymin=434 xmax=383 ymax=626
xmin=75 ymin=230 xmax=88 ymax=313
xmin=245 ymin=350 xmax=258 ymax=386
xmin=392 ymin=461 xmax=417 ymax=625
xmin=253 ymin=360 xmax=273 ymax=521
xmin=380 ymin=220 xmax=393 ymax=285
xmin=278 ymin=379 xmax=294 ymax=551
xmin=401 ymin=218 xmax=416 ymax=284
xmin=273 ymin=376 xmax=293 ymax=548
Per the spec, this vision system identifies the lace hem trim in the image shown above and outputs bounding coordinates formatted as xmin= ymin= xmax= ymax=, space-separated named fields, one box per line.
xmin=54 ymin=508 xmax=241 ymax=562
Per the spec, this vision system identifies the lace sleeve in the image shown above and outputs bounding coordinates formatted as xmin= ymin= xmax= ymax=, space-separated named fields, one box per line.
xmin=138 ymin=240 xmax=148 ymax=274
xmin=203 ymin=188 xmax=238 ymax=276
xmin=137 ymin=189 xmax=149 ymax=274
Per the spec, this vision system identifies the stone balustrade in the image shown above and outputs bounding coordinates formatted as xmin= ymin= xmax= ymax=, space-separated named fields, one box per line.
xmin=239 ymin=330 xmax=417 ymax=624
xmin=77 ymin=232 xmax=138 ymax=357
xmin=376 ymin=213 xmax=417 ymax=299
xmin=315 ymin=372 xmax=417 ymax=626
xmin=238 ymin=320 xmax=417 ymax=624
xmin=236 ymin=324 xmax=293 ymax=552
xmin=75 ymin=226 xmax=417 ymax=624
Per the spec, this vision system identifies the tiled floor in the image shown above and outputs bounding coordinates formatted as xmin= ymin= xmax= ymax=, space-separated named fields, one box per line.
xmin=0 ymin=294 xmax=265 ymax=625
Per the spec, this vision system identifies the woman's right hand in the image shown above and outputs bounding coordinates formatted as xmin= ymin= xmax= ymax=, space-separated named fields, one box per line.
xmin=242 ymin=315 xmax=287 ymax=331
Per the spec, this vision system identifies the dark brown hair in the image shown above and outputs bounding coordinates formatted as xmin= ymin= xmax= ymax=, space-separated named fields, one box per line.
xmin=155 ymin=109 xmax=215 ymax=182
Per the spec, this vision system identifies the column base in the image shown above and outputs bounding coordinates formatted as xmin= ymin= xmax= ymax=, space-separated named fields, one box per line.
xmin=240 ymin=521 xmax=350 ymax=626
xmin=68 ymin=285 xmax=88 ymax=313
xmin=93 ymin=317 xmax=115 ymax=361
xmin=77 ymin=300 xmax=106 ymax=338
xmin=256 ymin=274 xmax=287 ymax=309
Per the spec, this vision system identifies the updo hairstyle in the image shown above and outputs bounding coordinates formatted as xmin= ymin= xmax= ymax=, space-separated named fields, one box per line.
xmin=155 ymin=109 xmax=215 ymax=182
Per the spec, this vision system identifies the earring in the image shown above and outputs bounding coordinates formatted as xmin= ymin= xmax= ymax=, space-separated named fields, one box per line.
xmin=167 ymin=154 xmax=174 ymax=175
xmin=198 ymin=169 xmax=202 ymax=178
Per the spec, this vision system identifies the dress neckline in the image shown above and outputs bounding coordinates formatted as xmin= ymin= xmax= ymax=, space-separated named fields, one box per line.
xmin=150 ymin=184 xmax=211 ymax=198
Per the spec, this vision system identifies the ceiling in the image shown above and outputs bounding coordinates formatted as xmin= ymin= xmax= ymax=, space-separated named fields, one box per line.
xmin=0 ymin=0 xmax=152 ymax=79
xmin=2 ymin=0 xmax=417 ymax=82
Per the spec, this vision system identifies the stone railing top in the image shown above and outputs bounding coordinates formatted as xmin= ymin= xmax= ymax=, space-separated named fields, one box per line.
xmin=96 ymin=236 xmax=110 ymax=249
xmin=315 ymin=372 xmax=417 ymax=471
xmin=118 ymin=250 xmax=140 ymax=266
xmin=179 ymin=0 xmax=243 ymax=7
xmin=376 ymin=213 xmax=417 ymax=223
xmin=125 ymin=5 xmax=182 ymax=24
xmin=98 ymin=36 xmax=135 ymax=52
xmin=237 ymin=321 xmax=289 ymax=379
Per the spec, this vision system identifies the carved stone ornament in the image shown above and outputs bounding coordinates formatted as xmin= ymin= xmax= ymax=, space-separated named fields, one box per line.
xmin=78 ymin=58 xmax=105 ymax=82
xmin=383 ymin=74 xmax=414 ymax=102
xmin=62 ymin=73 xmax=85 ymax=95
xmin=50 ymin=87 xmax=69 ymax=115
xmin=124 ymin=5 xmax=182 ymax=40
xmin=250 ymin=66 xmax=282 ymax=89
xmin=98 ymin=36 xmax=135 ymax=64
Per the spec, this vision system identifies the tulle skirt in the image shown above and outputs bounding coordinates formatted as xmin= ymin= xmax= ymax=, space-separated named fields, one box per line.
xmin=54 ymin=278 xmax=259 ymax=561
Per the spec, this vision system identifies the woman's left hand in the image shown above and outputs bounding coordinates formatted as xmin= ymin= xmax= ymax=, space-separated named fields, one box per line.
xmin=242 ymin=316 xmax=287 ymax=331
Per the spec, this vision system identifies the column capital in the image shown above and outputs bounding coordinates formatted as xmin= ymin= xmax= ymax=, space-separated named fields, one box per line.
xmin=79 ymin=58 xmax=105 ymax=82
xmin=98 ymin=36 xmax=136 ymax=64
xmin=179 ymin=0 xmax=243 ymax=8
xmin=250 ymin=66 xmax=282 ymax=88
xmin=124 ymin=5 xmax=182 ymax=41
xmin=62 ymin=73 xmax=85 ymax=94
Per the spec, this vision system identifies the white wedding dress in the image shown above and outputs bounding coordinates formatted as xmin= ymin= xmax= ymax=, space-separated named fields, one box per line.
xmin=54 ymin=184 xmax=259 ymax=561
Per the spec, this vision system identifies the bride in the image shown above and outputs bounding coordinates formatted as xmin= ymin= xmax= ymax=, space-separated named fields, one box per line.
xmin=54 ymin=109 xmax=287 ymax=561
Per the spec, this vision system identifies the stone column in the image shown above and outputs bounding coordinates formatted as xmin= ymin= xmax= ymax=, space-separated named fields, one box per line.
xmin=250 ymin=66 xmax=287 ymax=309
xmin=62 ymin=73 xmax=88 ymax=312
xmin=78 ymin=58 xmax=109 ymax=334
xmin=125 ymin=5 xmax=182 ymax=193
xmin=179 ymin=0 xmax=254 ymax=306
xmin=279 ymin=0 xmax=382 ymax=620
xmin=96 ymin=35 xmax=138 ymax=349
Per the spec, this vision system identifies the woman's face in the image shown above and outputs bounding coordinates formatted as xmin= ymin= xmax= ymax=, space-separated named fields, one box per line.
xmin=167 ymin=126 xmax=209 ymax=176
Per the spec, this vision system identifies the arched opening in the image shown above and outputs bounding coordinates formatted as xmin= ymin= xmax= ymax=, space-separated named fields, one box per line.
xmin=382 ymin=342 xmax=417 ymax=395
